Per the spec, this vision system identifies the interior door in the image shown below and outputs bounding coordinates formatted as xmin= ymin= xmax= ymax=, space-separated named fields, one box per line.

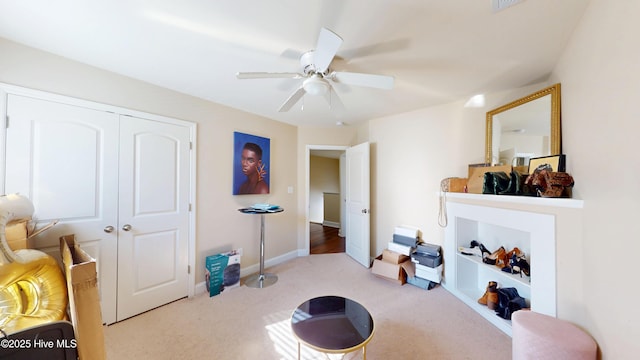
xmin=4 ymin=94 xmax=120 ymax=324
xmin=116 ymin=116 xmax=190 ymax=321
xmin=345 ymin=142 xmax=371 ymax=267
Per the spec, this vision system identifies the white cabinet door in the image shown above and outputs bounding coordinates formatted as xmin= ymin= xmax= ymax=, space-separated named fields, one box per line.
xmin=116 ymin=116 xmax=190 ymax=321
xmin=5 ymin=94 xmax=120 ymax=324
xmin=3 ymin=94 xmax=192 ymax=324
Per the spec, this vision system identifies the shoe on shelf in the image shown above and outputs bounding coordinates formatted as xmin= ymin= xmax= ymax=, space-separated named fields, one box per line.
xmin=502 ymin=253 xmax=531 ymax=277
xmin=478 ymin=281 xmax=498 ymax=306
xmin=505 ymin=247 xmax=525 ymax=261
xmin=487 ymin=283 xmax=499 ymax=310
xmin=513 ymin=257 xmax=531 ymax=277
xmin=458 ymin=245 xmax=482 ymax=257
xmin=483 ymin=246 xmax=506 ymax=265
xmin=470 ymin=240 xmax=492 ymax=257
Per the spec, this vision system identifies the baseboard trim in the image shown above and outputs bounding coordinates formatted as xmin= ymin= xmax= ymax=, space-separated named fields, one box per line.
xmin=322 ymin=221 xmax=340 ymax=228
xmin=195 ymin=249 xmax=300 ymax=296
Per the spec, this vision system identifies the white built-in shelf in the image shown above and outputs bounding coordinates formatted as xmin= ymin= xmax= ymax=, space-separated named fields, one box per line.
xmin=442 ymin=201 xmax=556 ymax=336
xmin=457 ymin=254 xmax=531 ymax=287
xmin=443 ymin=192 xmax=584 ymax=208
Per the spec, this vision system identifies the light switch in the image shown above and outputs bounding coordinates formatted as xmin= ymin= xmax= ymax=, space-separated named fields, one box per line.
xmin=287 ymin=186 xmax=294 ymax=194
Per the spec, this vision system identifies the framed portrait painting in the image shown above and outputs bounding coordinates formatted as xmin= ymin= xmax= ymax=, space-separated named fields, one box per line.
xmin=528 ymin=154 xmax=566 ymax=173
xmin=233 ymin=132 xmax=270 ymax=195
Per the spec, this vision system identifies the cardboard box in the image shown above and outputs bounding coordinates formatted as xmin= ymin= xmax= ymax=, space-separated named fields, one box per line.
xmin=411 ymin=252 xmax=443 ymax=268
xmin=371 ymin=254 xmax=412 ymax=285
xmin=442 ymin=177 xmax=468 ymax=193
xmin=60 ymin=234 xmax=106 ymax=360
xmin=407 ymin=275 xmax=436 ymax=290
xmin=382 ymin=249 xmax=410 ymax=264
xmin=415 ymin=263 xmax=443 ymax=283
xmin=6 ymin=220 xmax=28 ymax=250
xmin=205 ymin=249 xmax=242 ymax=297
xmin=467 ymin=165 xmax=512 ymax=194
xmin=392 ymin=234 xmax=418 ymax=247
xmin=394 ymin=225 xmax=419 ymax=238
xmin=387 ymin=241 xmax=414 ymax=256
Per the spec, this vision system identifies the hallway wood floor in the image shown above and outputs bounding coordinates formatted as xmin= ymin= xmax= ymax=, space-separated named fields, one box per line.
xmin=310 ymin=222 xmax=345 ymax=254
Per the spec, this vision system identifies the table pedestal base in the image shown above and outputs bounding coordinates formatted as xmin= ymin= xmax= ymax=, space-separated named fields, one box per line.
xmin=245 ymin=273 xmax=278 ymax=288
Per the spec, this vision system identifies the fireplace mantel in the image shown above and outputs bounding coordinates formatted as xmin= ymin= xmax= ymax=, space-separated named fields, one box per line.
xmin=443 ymin=192 xmax=584 ymax=208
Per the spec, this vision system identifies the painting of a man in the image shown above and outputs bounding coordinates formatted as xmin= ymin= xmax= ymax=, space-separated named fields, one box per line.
xmin=233 ymin=132 xmax=270 ymax=195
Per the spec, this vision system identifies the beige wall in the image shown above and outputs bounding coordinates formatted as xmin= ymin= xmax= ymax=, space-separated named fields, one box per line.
xmin=548 ymin=0 xmax=640 ymax=357
xmin=309 ymin=155 xmax=340 ymax=223
xmin=366 ymin=83 xmax=546 ymax=255
xmin=0 ymin=38 xmax=299 ymax=285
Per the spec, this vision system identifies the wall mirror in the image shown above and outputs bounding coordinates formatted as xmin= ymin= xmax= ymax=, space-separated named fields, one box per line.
xmin=485 ymin=83 xmax=561 ymax=167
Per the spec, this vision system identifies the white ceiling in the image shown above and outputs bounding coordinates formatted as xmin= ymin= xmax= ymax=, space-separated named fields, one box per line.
xmin=0 ymin=0 xmax=590 ymax=127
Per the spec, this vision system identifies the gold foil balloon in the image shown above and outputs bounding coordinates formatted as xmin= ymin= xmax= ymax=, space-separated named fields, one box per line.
xmin=0 ymin=194 xmax=68 ymax=334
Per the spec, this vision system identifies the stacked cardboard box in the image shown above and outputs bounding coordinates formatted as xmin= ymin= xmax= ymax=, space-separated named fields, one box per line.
xmin=410 ymin=242 xmax=443 ymax=284
xmin=371 ymin=249 xmax=413 ymax=285
xmin=387 ymin=225 xmax=419 ymax=255
xmin=372 ymin=226 xmax=420 ymax=285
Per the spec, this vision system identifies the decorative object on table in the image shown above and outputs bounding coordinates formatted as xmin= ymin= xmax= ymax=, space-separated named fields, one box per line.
xmin=233 ymin=131 xmax=270 ymax=195
xmin=0 ymin=194 xmax=68 ymax=334
xmin=528 ymin=154 xmax=566 ymax=173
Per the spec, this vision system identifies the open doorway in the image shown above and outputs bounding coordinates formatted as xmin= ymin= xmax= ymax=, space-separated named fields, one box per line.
xmin=306 ymin=146 xmax=347 ymax=254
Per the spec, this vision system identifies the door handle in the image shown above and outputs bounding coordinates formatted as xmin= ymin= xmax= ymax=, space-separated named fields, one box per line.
xmin=104 ymin=225 xmax=115 ymax=233
xmin=122 ymin=224 xmax=132 ymax=231
xmin=362 ymin=209 xmax=368 ymax=214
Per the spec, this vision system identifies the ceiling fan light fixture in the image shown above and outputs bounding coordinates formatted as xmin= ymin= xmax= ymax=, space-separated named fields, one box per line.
xmin=303 ymin=75 xmax=330 ymax=96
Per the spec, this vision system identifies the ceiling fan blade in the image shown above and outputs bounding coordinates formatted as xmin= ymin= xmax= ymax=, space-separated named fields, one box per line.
xmin=330 ymin=71 xmax=394 ymax=90
xmin=314 ymin=28 xmax=343 ymax=73
xmin=278 ymin=86 xmax=307 ymax=112
xmin=323 ymin=88 xmax=347 ymax=114
xmin=236 ymin=72 xmax=303 ymax=79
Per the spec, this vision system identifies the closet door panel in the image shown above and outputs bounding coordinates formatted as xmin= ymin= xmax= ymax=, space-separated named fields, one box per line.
xmin=5 ymin=94 xmax=119 ymax=324
xmin=116 ymin=116 xmax=190 ymax=321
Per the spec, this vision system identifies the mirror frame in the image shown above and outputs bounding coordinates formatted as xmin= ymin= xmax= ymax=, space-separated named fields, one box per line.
xmin=485 ymin=83 xmax=561 ymax=165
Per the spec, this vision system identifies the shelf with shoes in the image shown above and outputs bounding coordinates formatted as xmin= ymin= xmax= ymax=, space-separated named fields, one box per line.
xmin=442 ymin=201 xmax=555 ymax=337
xmin=456 ymin=254 xmax=531 ymax=287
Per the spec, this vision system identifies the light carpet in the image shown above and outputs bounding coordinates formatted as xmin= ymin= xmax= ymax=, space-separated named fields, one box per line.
xmin=104 ymin=253 xmax=511 ymax=359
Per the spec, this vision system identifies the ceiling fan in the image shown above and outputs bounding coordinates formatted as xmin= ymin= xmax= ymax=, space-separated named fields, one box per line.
xmin=236 ymin=27 xmax=395 ymax=112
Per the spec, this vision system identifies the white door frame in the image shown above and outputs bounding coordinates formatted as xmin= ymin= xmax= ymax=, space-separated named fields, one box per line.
xmin=0 ymin=82 xmax=198 ymax=300
xmin=304 ymin=145 xmax=348 ymax=255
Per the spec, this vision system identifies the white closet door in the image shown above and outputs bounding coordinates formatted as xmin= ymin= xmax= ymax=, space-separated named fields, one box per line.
xmin=4 ymin=94 xmax=120 ymax=324
xmin=116 ymin=116 xmax=190 ymax=321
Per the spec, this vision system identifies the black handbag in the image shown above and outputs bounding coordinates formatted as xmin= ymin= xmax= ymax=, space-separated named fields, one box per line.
xmin=483 ymin=170 xmax=535 ymax=196
xmin=482 ymin=171 xmax=511 ymax=194
xmin=495 ymin=287 xmax=527 ymax=320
